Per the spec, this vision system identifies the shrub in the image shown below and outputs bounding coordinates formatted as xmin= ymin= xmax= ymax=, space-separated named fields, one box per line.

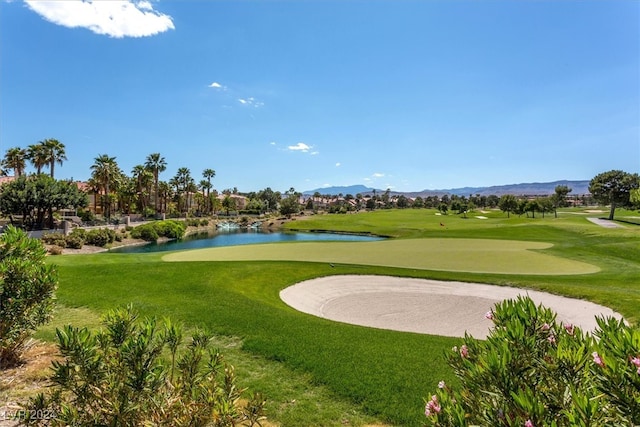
xmin=63 ymin=234 xmax=83 ymax=249
xmin=423 ymin=296 xmax=640 ymax=426
xmin=41 ymin=232 xmax=67 ymax=248
xmin=25 ymin=306 xmax=266 ymax=426
xmin=130 ymin=224 xmax=159 ymax=241
xmin=48 ymin=246 xmax=63 ymax=255
xmin=130 ymin=220 xmax=186 ymax=241
xmin=0 ymin=226 xmax=57 ymax=369
xmin=85 ymin=228 xmax=116 ymax=247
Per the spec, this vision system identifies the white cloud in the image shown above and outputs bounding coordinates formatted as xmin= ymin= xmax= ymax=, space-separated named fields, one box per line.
xmin=335 ymin=162 xmax=341 ymax=167
xmin=372 ymin=173 xmax=385 ymax=178
xmin=208 ymin=82 xmax=225 ymax=89
xmin=24 ymin=0 xmax=175 ymax=38
xmin=238 ymin=97 xmax=264 ymax=108
xmin=269 ymin=141 xmax=277 ymax=146
xmin=288 ymin=142 xmax=312 ymax=152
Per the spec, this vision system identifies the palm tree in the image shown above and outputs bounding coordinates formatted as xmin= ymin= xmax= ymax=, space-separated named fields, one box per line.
xmin=90 ymin=154 xmax=120 ymax=220
xmin=41 ymin=138 xmax=67 ymax=178
xmin=157 ymin=181 xmax=171 ymax=214
xmin=202 ymin=168 xmax=215 ymax=213
xmin=3 ymin=147 xmax=26 ymax=177
xmin=131 ymin=165 xmax=153 ymax=213
xmin=26 ymin=143 xmax=48 ymax=175
xmin=172 ymin=167 xmax=193 ymax=214
xmin=144 ymin=153 xmax=167 ymax=214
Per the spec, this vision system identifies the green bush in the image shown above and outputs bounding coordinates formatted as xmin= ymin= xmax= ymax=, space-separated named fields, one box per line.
xmin=130 ymin=224 xmax=159 ymax=241
xmin=0 ymin=226 xmax=57 ymax=368
xmin=41 ymin=232 xmax=67 ymax=248
xmin=85 ymin=228 xmax=115 ymax=247
xmin=25 ymin=306 xmax=266 ymax=426
xmin=64 ymin=234 xmax=84 ymax=249
xmin=68 ymin=228 xmax=86 ymax=241
xmin=423 ymin=296 xmax=640 ymax=426
xmin=130 ymin=220 xmax=186 ymax=241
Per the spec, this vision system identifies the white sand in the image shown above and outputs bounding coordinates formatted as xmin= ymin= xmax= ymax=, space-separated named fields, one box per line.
xmin=280 ymin=275 xmax=624 ymax=339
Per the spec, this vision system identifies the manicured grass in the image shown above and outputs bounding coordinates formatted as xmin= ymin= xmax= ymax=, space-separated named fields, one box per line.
xmin=44 ymin=207 xmax=640 ymax=426
xmin=163 ymin=238 xmax=599 ymax=275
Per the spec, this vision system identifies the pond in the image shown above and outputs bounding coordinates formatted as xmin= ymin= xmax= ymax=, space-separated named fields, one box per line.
xmin=109 ymin=229 xmax=383 ymax=253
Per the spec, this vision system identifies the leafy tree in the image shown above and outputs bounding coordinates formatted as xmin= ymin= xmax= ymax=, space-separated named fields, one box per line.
xmin=279 ymin=193 xmax=300 ymax=217
xmin=423 ymin=296 xmax=640 ymax=426
xmin=498 ymin=194 xmax=518 ymax=218
xmin=221 ymin=194 xmax=237 ymax=216
xmin=0 ymin=226 xmax=57 ymax=369
xmin=589 ymin=170 xmax=640 ymax=220
xmin=0 ymin=175 xmax=88 ymax=229
xmin=25 ymin=306 xmax=266 ymax=426
xmin=551 ymin=185 xmax=572 ymax=218
xmin=2 ymin=147 xmax=27 ymax=177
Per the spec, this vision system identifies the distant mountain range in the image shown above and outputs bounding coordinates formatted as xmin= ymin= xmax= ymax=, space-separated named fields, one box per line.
xmin=303 ymin=180 xmax=591 ymax=197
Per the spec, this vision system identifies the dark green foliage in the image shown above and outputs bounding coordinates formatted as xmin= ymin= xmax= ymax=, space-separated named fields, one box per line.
xmin=423 ymin=296 xmax=640 ymax=426
xmin=85 ymin=228 xmax=116 ymax=247
xmin=0 ymin=226 xmax=57 ymax=368
xmin=130 ymin=220 xmax=186 ymax=241
xmin=0 ymin=175 xmax=87 ymax=229
xmin=26 ymin=306 xmax=266 ymax=426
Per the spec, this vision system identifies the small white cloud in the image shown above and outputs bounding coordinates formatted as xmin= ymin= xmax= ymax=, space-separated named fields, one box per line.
xmin=270 ymin=141 xmax=277 ymax=146
xmin=310 ymin=151 xmax=320 ymax=155
xmin=208 ymin=82 xmax=224 ymax=89
xmin=238 ymin=97 xmax=264 ymax=108
xmin=288 ymin=142 xmax=312 ymax=152
xmin=372 ymin=173 xmax=385 ymax=178
xmin=335 ymin=162 xmax=341 ymax=167
xmin=25 ymin=0 xmax=175 ymax=38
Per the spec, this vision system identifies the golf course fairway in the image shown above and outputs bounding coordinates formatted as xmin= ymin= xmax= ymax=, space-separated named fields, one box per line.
xmin=163 ymin=238 xmax=600 ymax=275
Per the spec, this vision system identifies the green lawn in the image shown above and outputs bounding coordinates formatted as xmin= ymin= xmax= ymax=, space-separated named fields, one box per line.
xmin=43 ymin=208 xmax=640 ymax=426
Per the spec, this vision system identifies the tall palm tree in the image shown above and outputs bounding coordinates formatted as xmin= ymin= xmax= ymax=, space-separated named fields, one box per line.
xmin=144 ymin=153 xmax=167 ymax=214
xmin=131 ymin=164 xmax=153 ymax=213
xmin=202 ymin=168 xmax=215 ymax=213
xmin=3 ymin=147 xmax=26 ymax=177
xmin=26 ymin=143 xmax=48 ymax=174
xmin=41 ymin=138 xmax=67 ymax=178
xmin=90 ymin=154 xmax=120 ymax=219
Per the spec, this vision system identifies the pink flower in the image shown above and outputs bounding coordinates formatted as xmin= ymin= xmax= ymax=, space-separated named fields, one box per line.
xmin=564 ymin=323 xmax=574 ymax=336
xmin=438 ymin=380 xmax=446 ymax=389
xmin=460 ymin=345 xmax=468 ymax=358
xmin=525 ymin=420 xmax=534 ymax=427
xmin=631 ymin=357 xmax=640 ymax=368
xmin=592 ymin=351 xmax=604 ymax=367
xmin=485 ymin=310 xmax=494 ymax=320
xmin=547 ymin=334 xmax=556 ymax=344
xmin=425 ymin=395 xmax=441 ymax=416
xmin=541 ymin=323 xmax=550 ymax=331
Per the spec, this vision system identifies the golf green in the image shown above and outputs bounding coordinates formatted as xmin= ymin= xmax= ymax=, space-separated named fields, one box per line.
xmin=163 ymin=238 xmax=600 ymax=275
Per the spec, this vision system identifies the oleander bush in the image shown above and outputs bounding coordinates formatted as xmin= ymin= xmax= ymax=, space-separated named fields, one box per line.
xmin=41 ymin=232 xmax=67 ymax=248
xmin=0 ymin=226 xmax=57 ymax=369
xmin=25 ymin=306 xmax=267 ymax=426
xmin=423 ymin=296 xmax=640 ymax=426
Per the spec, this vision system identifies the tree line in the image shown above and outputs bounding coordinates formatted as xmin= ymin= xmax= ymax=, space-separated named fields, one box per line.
xmin=1 ymin=139 xmax=638 ymax=226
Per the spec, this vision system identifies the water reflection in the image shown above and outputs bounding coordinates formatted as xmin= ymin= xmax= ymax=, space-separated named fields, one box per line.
xmin=109 ymin=229 xmax=382 ymax=254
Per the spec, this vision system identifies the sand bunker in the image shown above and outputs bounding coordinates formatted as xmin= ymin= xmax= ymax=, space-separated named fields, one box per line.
xmin=280 ymin=275 xmax=624 ymax=339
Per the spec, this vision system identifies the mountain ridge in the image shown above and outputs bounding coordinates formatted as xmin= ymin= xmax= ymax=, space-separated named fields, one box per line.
xmin=303 ymin=180 xmax=591 ymax=197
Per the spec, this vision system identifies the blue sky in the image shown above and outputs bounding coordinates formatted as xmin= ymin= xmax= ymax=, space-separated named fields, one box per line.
xmin=1 ymin=0 xmax=638 ymax=193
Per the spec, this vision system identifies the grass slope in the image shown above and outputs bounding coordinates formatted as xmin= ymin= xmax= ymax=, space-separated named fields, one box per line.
xmin=45 ymin=208 xmax=640 ymax=426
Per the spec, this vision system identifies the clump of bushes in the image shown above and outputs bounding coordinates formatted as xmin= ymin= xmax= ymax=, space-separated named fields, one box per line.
xmin=130 ymin=220 xmax=186 ymax=242
xmin=41 ymin=232 xmax=67 ymax=248
xmin=85 ymin=228 xmax=116 ymax=247
xmin=423 ymin=296 xmax=640 ymax=426
xmin=24 ymin=306 xmax=266 ymax=426
xmin=42 ymin=229 xmax=87 ymax=250
xmin=185 ymin=218 xmax=210 ymax=227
